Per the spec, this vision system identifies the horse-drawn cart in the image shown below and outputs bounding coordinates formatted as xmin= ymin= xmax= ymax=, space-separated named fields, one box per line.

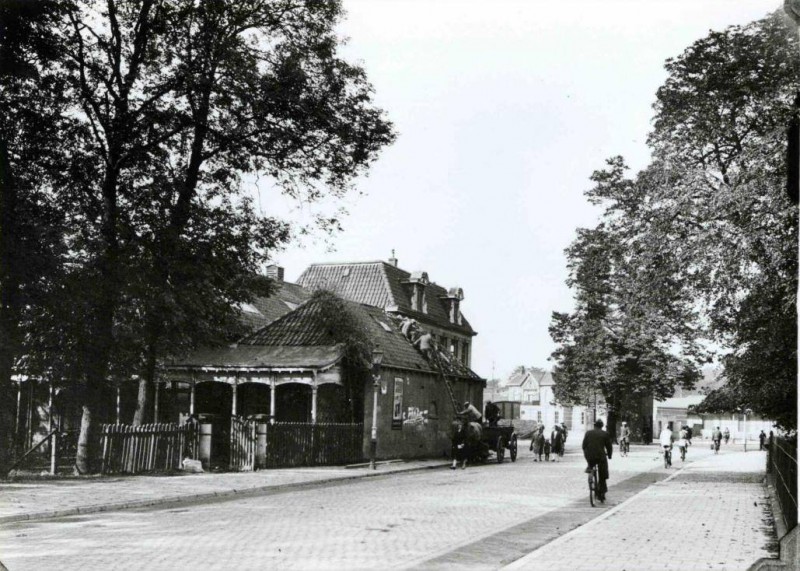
xmin=482 ymin=423 xmax=518 ymax=462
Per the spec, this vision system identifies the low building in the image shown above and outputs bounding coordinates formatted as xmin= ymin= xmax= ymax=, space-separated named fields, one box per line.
xmin=168 ymin=294 xmax=484 ymax=466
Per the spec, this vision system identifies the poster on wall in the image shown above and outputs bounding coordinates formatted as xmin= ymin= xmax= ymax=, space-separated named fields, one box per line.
xmin=392 ymin=377 xmax=404 ymax=430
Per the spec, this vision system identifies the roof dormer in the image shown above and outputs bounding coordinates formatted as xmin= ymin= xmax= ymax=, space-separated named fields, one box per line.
xmin=405 ymin=271 xmax=429 ymax=313
xmin=442 ymin=286 xmax=464 ymax=324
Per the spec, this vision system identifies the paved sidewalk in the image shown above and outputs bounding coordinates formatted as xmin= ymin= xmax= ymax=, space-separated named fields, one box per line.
xmin=0 ymin=459 xmax=450 ymax=525
xmin=504 ymin=448 xmax=776 ymax=571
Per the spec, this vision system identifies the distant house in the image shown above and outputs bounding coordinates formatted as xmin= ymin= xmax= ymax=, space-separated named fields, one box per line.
xmin=490 ymin=367 xmax=587 ymax=432
xmin=655 ymin=369 xmax=775 ymax=441
xmin=297 ymin=257 xmax=476 ymax=368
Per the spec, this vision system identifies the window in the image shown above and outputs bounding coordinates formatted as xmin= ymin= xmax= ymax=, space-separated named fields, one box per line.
xmin=554 ymin=411 xmax=559 ymax=424
xmin=581 ymin=411 xmax=585 ymax=425
xmin=537 ymin=411 xmax=542 ymax=422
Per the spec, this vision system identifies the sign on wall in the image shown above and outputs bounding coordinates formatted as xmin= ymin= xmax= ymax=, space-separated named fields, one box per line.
xmin=392 ymin=378 xmax=404 ymax=430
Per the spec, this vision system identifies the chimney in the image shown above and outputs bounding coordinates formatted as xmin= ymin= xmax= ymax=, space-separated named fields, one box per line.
xmin=266 ymin=264 xmax=284 ymax=282
xmin=408 ymin=271 xmax=429 ymax=312
xmin=388 ymin=249 xmax=398 ymax=267
xmin=446 ymin=287 xmax=464 ymax=324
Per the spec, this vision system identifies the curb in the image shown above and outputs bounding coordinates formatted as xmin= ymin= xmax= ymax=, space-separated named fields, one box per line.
xmin=0 ymin=461 xmax=451 ymax=526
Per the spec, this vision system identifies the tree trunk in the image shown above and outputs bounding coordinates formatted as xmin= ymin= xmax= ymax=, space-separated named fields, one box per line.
xmin=132 ymin=332 xmax=158 ymax=425
xmin=0 ymin=138 xmax=21 ymax=478
xmin=606 ymin=394 xmax=618 ymax=445
xmin=75 ymin=159 xmax=120 ymax=473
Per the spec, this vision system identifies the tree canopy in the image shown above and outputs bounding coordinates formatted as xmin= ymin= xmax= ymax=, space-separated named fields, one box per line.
xmin=1 ymin=0 xmax=395 ymax=473
xmin=551 ymin=12 xmax=799 ymax=430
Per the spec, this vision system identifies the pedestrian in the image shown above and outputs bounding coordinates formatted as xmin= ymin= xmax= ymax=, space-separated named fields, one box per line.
xmin=758 ymin=430 xmax=766 ymax=451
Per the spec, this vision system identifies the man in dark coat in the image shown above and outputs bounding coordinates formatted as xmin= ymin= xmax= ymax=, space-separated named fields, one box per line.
xmin=484 ymin=401 xmax=501 ymax=427
xmin=583 ymin=419 xmax=613 ymax=501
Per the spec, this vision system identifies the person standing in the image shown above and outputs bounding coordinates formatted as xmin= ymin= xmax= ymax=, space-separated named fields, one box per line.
xmin=582 ymin=419 xmax=613 ymax=502
xmin=619 ymin=421 xmax=631 ymax=456
xmin=712 ymin=426 xmax=723 ymax=453
xmin=484 ymin=401 xmax=501 ymax=427
xmin=759 ymin=430 xmax=767 ymax=451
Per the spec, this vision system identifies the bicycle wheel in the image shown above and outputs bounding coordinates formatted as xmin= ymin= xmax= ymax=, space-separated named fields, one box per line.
xmin=664 ymin=450 xmax=670 ymax=469
xmin=588 ymin=470 xmax=596 ymax=507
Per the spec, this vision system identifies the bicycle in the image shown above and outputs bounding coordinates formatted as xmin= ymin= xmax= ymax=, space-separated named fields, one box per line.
xmin=663 ymin=445 xmax=672 ymax=468
xmin=620 ymin=439 xmax=629 ymax=457
xmin=588 ymin=463 xmax=599 ymax=507
xmin=679 ymin=444 xmax=686 ymax=462
xmin=713 ymin=439 xmax=721 ymax=454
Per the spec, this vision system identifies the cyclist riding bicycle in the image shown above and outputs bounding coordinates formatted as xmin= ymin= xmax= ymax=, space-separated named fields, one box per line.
xmin=582 ymin=419 xmax=613 ymax=502
xmin=677 ymin=427 xmax=689 ymax=461
xmin=723 ymin=427 xmax=730 ymax=444
xmin=659 ymin=424 xmax=674 ymax=465
xmin=619 ymin=421 xmax=631 ymax=455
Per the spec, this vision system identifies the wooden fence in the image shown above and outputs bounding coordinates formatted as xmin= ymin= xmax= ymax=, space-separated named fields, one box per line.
xmin=262 ymin=422 xmax=363 ymax=468
xmin=100 ymin=421 xmax=198 ymax=475
xmin=96 ymin=420 xmax=361 ymax=474
xmin=767 ymin=437 xmax=797 ymax=531
xmin=230 ymin=416 xmax=257 ymax=471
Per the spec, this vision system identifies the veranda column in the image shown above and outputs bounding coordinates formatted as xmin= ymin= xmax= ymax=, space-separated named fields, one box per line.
xmin=189 ymin=379 xmax=196 ymax=416
xmin=153 ymin=382 xmax=160 ymax=423
xmin=311 ymin=384 xmax=318 ymax=424
xmin=47 ymin=382 xmax=54 ymax=434
xmin=14 ymin=382 xmax=21 ymax=441
xmin=231 ymin=380 xmax=238 ymax=417
xmin=115 ymin=384 xmax=121 ymax=424
xmin=269 ymin=376 xmax=276 ymax=424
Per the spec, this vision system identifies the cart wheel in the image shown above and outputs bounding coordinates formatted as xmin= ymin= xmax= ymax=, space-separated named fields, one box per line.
xmin=496 ymin=436 xmax=505 ymax=463
xmin=510 ymin=435 xmax=518 ymax=462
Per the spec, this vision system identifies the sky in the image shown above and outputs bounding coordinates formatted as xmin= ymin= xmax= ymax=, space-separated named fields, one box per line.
xmin=253 ymin=0 xmax=782 ymax=381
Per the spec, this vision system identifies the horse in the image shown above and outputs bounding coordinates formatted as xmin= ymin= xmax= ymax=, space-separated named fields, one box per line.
xmin=451 ymin=420 xmax=483 ymax=469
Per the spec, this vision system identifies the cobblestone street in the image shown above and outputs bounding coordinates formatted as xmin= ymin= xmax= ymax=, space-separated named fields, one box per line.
xmin=0 ymin=441 xmax=776 ymax=570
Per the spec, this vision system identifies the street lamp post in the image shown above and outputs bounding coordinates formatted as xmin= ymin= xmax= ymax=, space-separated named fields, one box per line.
xmin=369 ymin=348 xmax=384 ymax=470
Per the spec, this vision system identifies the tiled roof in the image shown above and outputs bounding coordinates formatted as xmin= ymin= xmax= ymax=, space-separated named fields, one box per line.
xmin=237 ymin=281 xmax=311 ymax=332
xmin=505 ymin=370 xmax=528 ymax=387
xmin=235 ymin=295 xmax=480 ymax=380
xmin=171 ymin=345 xmax=343 ymax=370
xmin=538 ymin=371 xmax=555 ymax=386
xmin=297 ymin=261 xmax=475 ymax=335
xmin=657 ymin=395 xmax=705 ymax=409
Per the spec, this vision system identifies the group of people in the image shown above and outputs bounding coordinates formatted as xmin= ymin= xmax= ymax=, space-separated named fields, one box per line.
xmin=529 ymin=422 xmax=568 ymax=462
xmin=400 ymin=317 xmax=437 ymax=360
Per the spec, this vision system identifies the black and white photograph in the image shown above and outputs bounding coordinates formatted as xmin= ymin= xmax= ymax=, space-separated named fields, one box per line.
xmin=0 ymin=1 xmax=797 ymax=569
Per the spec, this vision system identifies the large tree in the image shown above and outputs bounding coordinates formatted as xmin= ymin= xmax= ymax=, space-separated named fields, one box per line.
xmin=0 ymin=0 xmax=74 ymax=476
xmin=550 ymin=223 xmax=701 ymax=440
xmin=6 ymin=0 xmax=394 ymax=473
xmin=552 ymin=11 xmax=799 ymax=431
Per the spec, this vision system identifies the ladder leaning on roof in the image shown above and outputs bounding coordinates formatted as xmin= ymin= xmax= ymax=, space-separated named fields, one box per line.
xmin=428 ymin=346 xmax=460 ymax=414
